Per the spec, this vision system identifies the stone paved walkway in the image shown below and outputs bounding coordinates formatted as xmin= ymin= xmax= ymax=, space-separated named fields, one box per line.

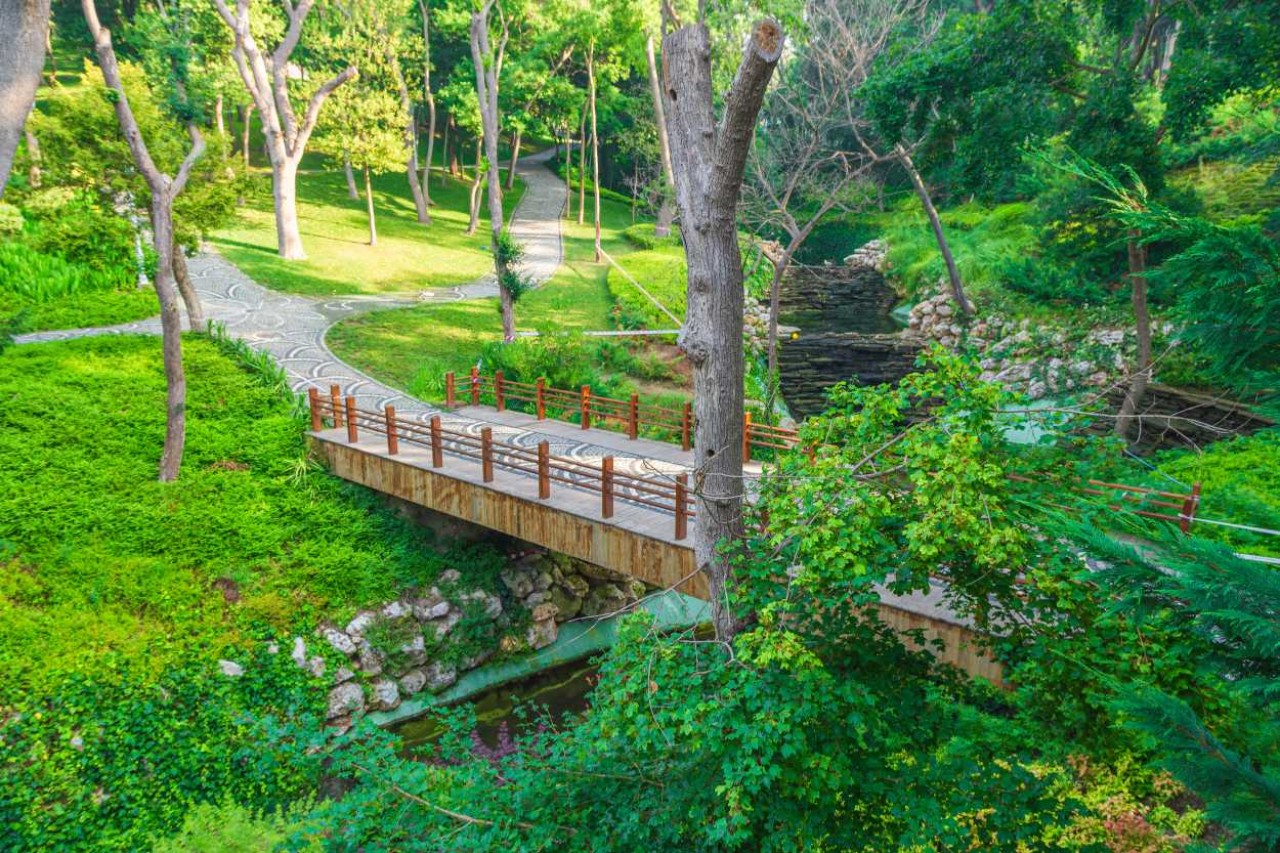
xmin=12 ymin=150 xmax=685 ymax=480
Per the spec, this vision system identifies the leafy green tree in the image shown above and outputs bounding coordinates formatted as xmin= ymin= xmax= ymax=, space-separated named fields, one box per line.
xmin=314 ymin=86 xmax=407 ymax=246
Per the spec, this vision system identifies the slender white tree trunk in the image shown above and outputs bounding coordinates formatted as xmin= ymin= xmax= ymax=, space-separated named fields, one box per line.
xmin=364 ymin=165 xmax=377 ymax=246
xmin=577 ymin=107 xmax=587 ymax=225
xmin=505 ymin=127 xmax=521 ymax=191
xmin=466 ymin=138 xmax=482 ymax=235
xmin=344 ymin=155 xmax=358 ymax=199
xmin=214 ymin=93 xmax=224 ymax=134
xmin=588 ymin=41 xmax=602 ymax=262
xmin=645 ymin=34 xmax=677 ymax=237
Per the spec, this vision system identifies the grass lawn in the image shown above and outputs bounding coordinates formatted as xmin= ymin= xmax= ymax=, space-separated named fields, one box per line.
xmin=210 ymin=168 xmax=525 ymax=296
xmin=0 ymin=334 xmax=475 ymax=693
xmin=326 ymin=194 xmax=672 ymax=401
xmin=1 ymin=287 xmax=159 ymax=332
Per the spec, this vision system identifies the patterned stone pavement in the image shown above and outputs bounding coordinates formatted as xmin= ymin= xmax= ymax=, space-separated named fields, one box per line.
xmin=12 ymin=150 xmax=686 ymax=484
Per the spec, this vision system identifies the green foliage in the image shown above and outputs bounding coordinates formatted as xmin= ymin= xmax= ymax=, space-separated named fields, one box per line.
xmin=478 ymin=332 xmax=626 ymax=400
xmin=150 ymin=798 xmax=318 ymax=853
xmin=494 ymin=230 xmax=532 ymax=303
xmin=605 ymin=245 xmax=685 ymax=329
xmin=0 ymin=203 xmax=23 ymax=235
xmin=620 ymin=222 xmax=681 ymax=250
xmin=0 ymin=243 xmax=158 ymax=332
xmin=0 ymin=242 xmax=129 ymax=302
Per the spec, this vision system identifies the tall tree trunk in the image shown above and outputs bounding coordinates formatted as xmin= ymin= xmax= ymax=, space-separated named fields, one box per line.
xmin=1116 ymin=232 xmax=1152 ymax=442
xmin=0 ymin=0 xmax=51 ymax=198
xmin=505 ymin=127 xmax=521 ymax=191
xmin=645 ymin=34 xmax=677 ymax=237
xmin=471 ymin=5 xmax=516 ymax=343
xmin=364 ymin=165 xmax=377 ymax=246
xmin=388 ymin=44 xmax=430 ymax=224
xmin=466 ymin=138 xmax=482 ymax=235
xmin=447 ymin=116 xmax=460 ymax=176
xmin=241 ymin=104 xmax=252 ymax=169
xmin=84 ymin=0 xmax=202 ymax=481
xmin=417 ymin=0 xmax=435 ymax=204
xmin=765 ymin=247 xmax=793 ymax=378
xmin=577 ymin=106 xmax=587 ymax=225
xmin=271 ymin=158 xmax=305 ymax=259
xmin=588 ymin=40 xmax=601 ymax=262
xmin=171 ymin=239 xmax=204 ymax=331
xmin=344 ymin=155 xmax=358 ymax=199
xmin=562 ymin=128 xmax=571 ymax=218
xmin=896 ymin=143 xmax=974 ymax=315
xmin=214 ymin=93 xmax=224 ymax=135
xmin=24 ymin=129 xmax=40 ymax=188
xmin=662 ymin=19 xmax=783 ymax=640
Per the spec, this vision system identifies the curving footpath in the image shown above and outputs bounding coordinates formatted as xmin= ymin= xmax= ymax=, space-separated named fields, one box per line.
xmin=13 ymin=150 xmax=685 ymax=479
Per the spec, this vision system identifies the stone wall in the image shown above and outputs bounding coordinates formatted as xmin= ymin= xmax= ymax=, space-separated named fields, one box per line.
xmin=778 ymin=332 xmax=925 ymax=417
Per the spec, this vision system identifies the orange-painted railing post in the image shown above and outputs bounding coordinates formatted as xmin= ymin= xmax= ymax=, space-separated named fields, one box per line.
xmin=580 ymin=385 xmax=591 ymax=430
xmin=430 ymin=416 xmax=443 ymax=467
xmin=494 ymin=370 xmax=505 ymax=412
xmin=681 ymin=402 xmax=692 ymax=452
xmin=675 ymin=473 xmax=689 ymax=541
xmin=537 ymin=441 xmax=550 ymax=499
xmin=628 ymin=394 xmax=639 ymax=440
xmin=535 ymin=378 xmax=546 ymax=420
xmin=330 ymin=384 xmax=344 ymax=428
xmin=445 ymin=372 xmax=456 ymax=408
xmin=385 ymin=405 xmax=399 ymax=455
xmin=743 ymin=412 xmax=753 ymax=462
xmin=602 ymin=456 xmax=615 ymax=518
xmin=308 ymin=387 xmax=322 ymax=431
xmin=344 ymin=396 xmax=358 ymax=443
xmin=1180 ymin=482 xmax=1202 ymax=533
xmin=481 ymin=427 xmax=494 ymax=482
xmin=469 ymin=366 xmax=481 ymax=406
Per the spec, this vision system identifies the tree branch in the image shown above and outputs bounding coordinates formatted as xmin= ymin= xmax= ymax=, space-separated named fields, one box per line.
xmin=710 ymin=18 xmax=785 ymax=209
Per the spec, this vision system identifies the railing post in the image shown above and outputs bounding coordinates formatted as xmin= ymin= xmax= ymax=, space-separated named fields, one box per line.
xmin=675 ymin=473 xmax=689 ymax=541
xmin=601 ymin=456 xmax=614 ymax=519
xmin=580 ymin=385 xmax=591 ymax=430
xmin=308 ymin=387 xmax=322 ymax=431
xmin=469 ymin=366 xmax=480 ymax=406
xmin=535 ymin=378 xmax=546 ymax=420
xmin=1180 ymin=482 xmax=1202 ymax=533
xmin=344 ymin=396 xmax=358 ymax=443
xmin=430 ymin=416 xmax=443 ymax=467
xmin=537 ymin=441 xmax=550 ymax=499
xmin=481 ymin=427 xmax=494 ymax=483
xmin=445 ymin=372 xmax=456 ymax=409
xmin=743 ymin=412 xmax=752 ymax=463
xmin=385 ymin=405 xmax=399 ymax=455
xmin=628 ymin=394 xmax=639 ymax=440
xmin=494 ymin=370 xmax=505 ymax=412
xmin=681 ymin=402 xmax=692 ymax=452
xmin=330 ymin=384 xmax=344 ymax=428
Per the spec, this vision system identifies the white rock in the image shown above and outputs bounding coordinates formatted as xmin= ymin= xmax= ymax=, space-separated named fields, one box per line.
xmin=936 ymin=303 xmax=954 ymax=317
xmin=333 ymin=666 xmax=355 ymax=685
xmin=381 ymin=600 xmax=412 ymax=621
xmin=428 ymin=610 xmax=462 ymax=641
xmin=291 ymin=637 xmax=308 ymax=667
xmin=266 ymin=642 xmax=279 ymax=655
xmin=399 ymin=634 xmax=428 ymax=667
xmin=399 ymin=669 xmax=428 ymax=696
xmin=218 ymin=659 xmax=244 ymax=678
xmin=438 ymin=569 xmax=462 ymax=585
xmin=356 ymin=643 xmax=384 ymax=676
xmin=526 ymin=618 xmax=558 ymax=650
xmin=321 ymin=627 xmax=357 ymax=657
xmin=327 ymin=682 xmax=365 ymax=719
xmin=307 ymin=656 xmax=326 ymax=678
xmin=423 ymin=661 xmax=458 ymax=693
xmin=412 ymin=592 xmax=450 ymax=622
xmin=344 ymin=611 xmax=377 ymax=639
xmin=369 ymin=678 xmax=401 ymax=712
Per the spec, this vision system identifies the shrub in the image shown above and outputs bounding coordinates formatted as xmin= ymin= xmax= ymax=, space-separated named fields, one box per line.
xmin=477 ymin=332 xmax=626 ymax=400
xmin=621 ymin=222 xmax=682 ymax=250
xmin=0 ymin=203 xmax=23 ymax=235
xmin=150 ymin=799 xmax=318 ymax=853
xmin=0 ymin=243 xmax=123 ymax=301
xmin=605 ymin=247 xmax=686 ymax=330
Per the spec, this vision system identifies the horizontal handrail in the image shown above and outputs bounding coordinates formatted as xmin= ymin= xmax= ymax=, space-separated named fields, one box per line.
xmin=309 ymin=386 xmax=693 ymax=540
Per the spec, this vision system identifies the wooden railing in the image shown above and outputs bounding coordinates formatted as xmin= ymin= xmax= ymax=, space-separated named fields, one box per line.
xmin=444 ymin=368 xmax=803 ymax=460
xmin=309 ymin=385 xmax=693 ymax=540
xmin=1009 ymin=475 xmax=1202 ymax=532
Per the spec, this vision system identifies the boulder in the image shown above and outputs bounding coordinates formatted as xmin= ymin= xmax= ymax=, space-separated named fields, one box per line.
xmin=549 ymin=585 xmax=583 ymax=620
xmin=533 ymin=571 xmax=554 ymax=592
xmin=500 ymin=566 xmax=534 ymax=599
xmin=332 ymin=665 xmax=355 ymax=685
xmin=356 ymin=643 xmax=384 ymax=676
xmin=423 ymin=661 xmax=458 ymax=693
xmin=459 ymin=648 xmax=494 ymax=671
xmin=344 ymin=611 xmax=377 ymax=639
xmin=327 ymin=682 xmax=365 ymax=719
xmin=321 ymin=626 xmax=357 ymax=657
xmin=581 ymin=584 xmax=628 ymax=618
xmin=526 ymin=617 xmax=558 ymax=650
xmin=438 ymin=569 xmax=462 ymax=586
xmin=369 ymin=678 xmax=401 ymax=712
xmin=624 ymin=579 xmax=648 ymax=603
xmin=218 ymin=659 xmax=244 ymax=678
xmin=290 ymin=636 xmax=308 ymax=668
xmin=307 ymin=656 xmax=326 ymax=678
xmin=576 ymin=562 xmax=630 ymax=583
xmin=427 ymin=610 xmax=462 ymax=641
xmin=559 ymin=574 xmax=590 ymax=598
xmin=381 ymin=600 xmax=413 ymax=621
xmin=531 ymin=602 xmax=559 ymax=623
xmin=399 ymin=668 xmax=428 ymax=696
xmin=397 ymin=634 xmax=428 ymax=669
xmin=411 ymin=591 xmax=450 ymax=622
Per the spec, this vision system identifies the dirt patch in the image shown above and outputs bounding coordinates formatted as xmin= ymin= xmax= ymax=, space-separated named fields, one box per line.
xmin=211 ymin=577 xmax=242 ymax=603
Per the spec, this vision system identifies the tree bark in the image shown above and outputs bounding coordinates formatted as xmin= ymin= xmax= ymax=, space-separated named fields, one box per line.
xmin=364 ymin=165 xmax=377 ymax=246
xmin=505 ymin=127 xmax=521 ymax=191
xmin=662 ymin=19 xmax=783 ymax=640
xmin=171 ymin=239 xmax=204 ymax=330
xmin=417 ymin=0 xmax=435 ymax=204
xmin=471 ymin=4 xmax=516 ymax=343
xmin=896 ymin=143 xmax=974 ymax=315
xmin=588 ymin=40 xmax=601 ymax=262
xmin=388 ymin=43 xmax=429 ymax=224
xmin=241 ymin=103 xmax=252 ymax=169
xmin=344 ymin=155 xmax=358 ymax=198
xmin=83 ymin=0 xmax=204 ymax=482
xmin=645 ymin=34 xmax=677 ymax=237
xmin=562 ymin=128 xmax=571 ymax=218
xmin=0 ymin=0 xmax=51 ymax=198
xmin=447 ymin=116 xmax=460 ymax=176
xmin=24 ymin=128 xmax=40 ymax=188
xmin=1116 ymin=232 xmax=1152 ymax=442
xmin=214 ymin=93 xmax=225 ymax=135
xmin=577 ymin=106 xmax=587 ymax=225
xmin=212 ymin=0 xmax=355 ymax=259
xmin=466 ymin=137 xmax=482 ymax=235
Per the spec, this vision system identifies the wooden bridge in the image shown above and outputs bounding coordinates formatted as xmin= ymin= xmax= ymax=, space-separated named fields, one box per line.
xmin=306 ymin=373 xmax=1204 ymax=686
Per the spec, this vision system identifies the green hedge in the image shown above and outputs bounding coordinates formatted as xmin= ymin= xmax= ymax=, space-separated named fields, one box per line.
xmin=621 ymin=223 xmax=682 ymax=251
xmin=606 ymin=247 xmax=686 ymax=330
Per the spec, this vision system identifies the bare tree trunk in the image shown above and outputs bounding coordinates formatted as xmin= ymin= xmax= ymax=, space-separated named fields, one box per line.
xmin=471 ymin=4 xmax=516 ymax=343
xmin=447 ymin=116 xmax=460 ymax=176
xmin=241 ymin=104 xmax=252 ymax=169
xmin=1116 ymin=233 xmax=1152 ymax=442
xmin=896 ymin=143 xmax=974 ymax=315
xmin=171 ymin=239 xmax=204 ymax=330
xmin=344 ymin=155 xmax=358 ymax=199
xmin=505 ymin=127 xmax=521 ymax=191
xmin=645 ymin=34 xmax=677 ymax=237
xmin=24 ymin=128 xmax=40 ymax=188
xmin=765 ymin=248 xmax=792 ymax=377
xmin=466 ymin=137 xmax=482 ymax=235
xmin=214 ymin=93 xmax=224 ymax=135
xmin=364 ymin=165 xmax=377 ymax=246
xmin=212 ymin=0 xmax=355 ymax=260
xmin=0 ymin=0 xmax=51 ymax=198
xmin=562 ymin=128 xmax=571 ymax=218
xmin=663 ymin=19 xmax=783 ymax=640
xmin=577 ymin=106 xmax=587 ymax=225
xmin=84 ymin=0 xmax=204 ymax=482
xmin=588 ymin=40 xmax=602 ymax=262
xmin=417 ymin=0 xmax=435 ymax=204
xmin=388 ymin=44 xmax=430 ymax=224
